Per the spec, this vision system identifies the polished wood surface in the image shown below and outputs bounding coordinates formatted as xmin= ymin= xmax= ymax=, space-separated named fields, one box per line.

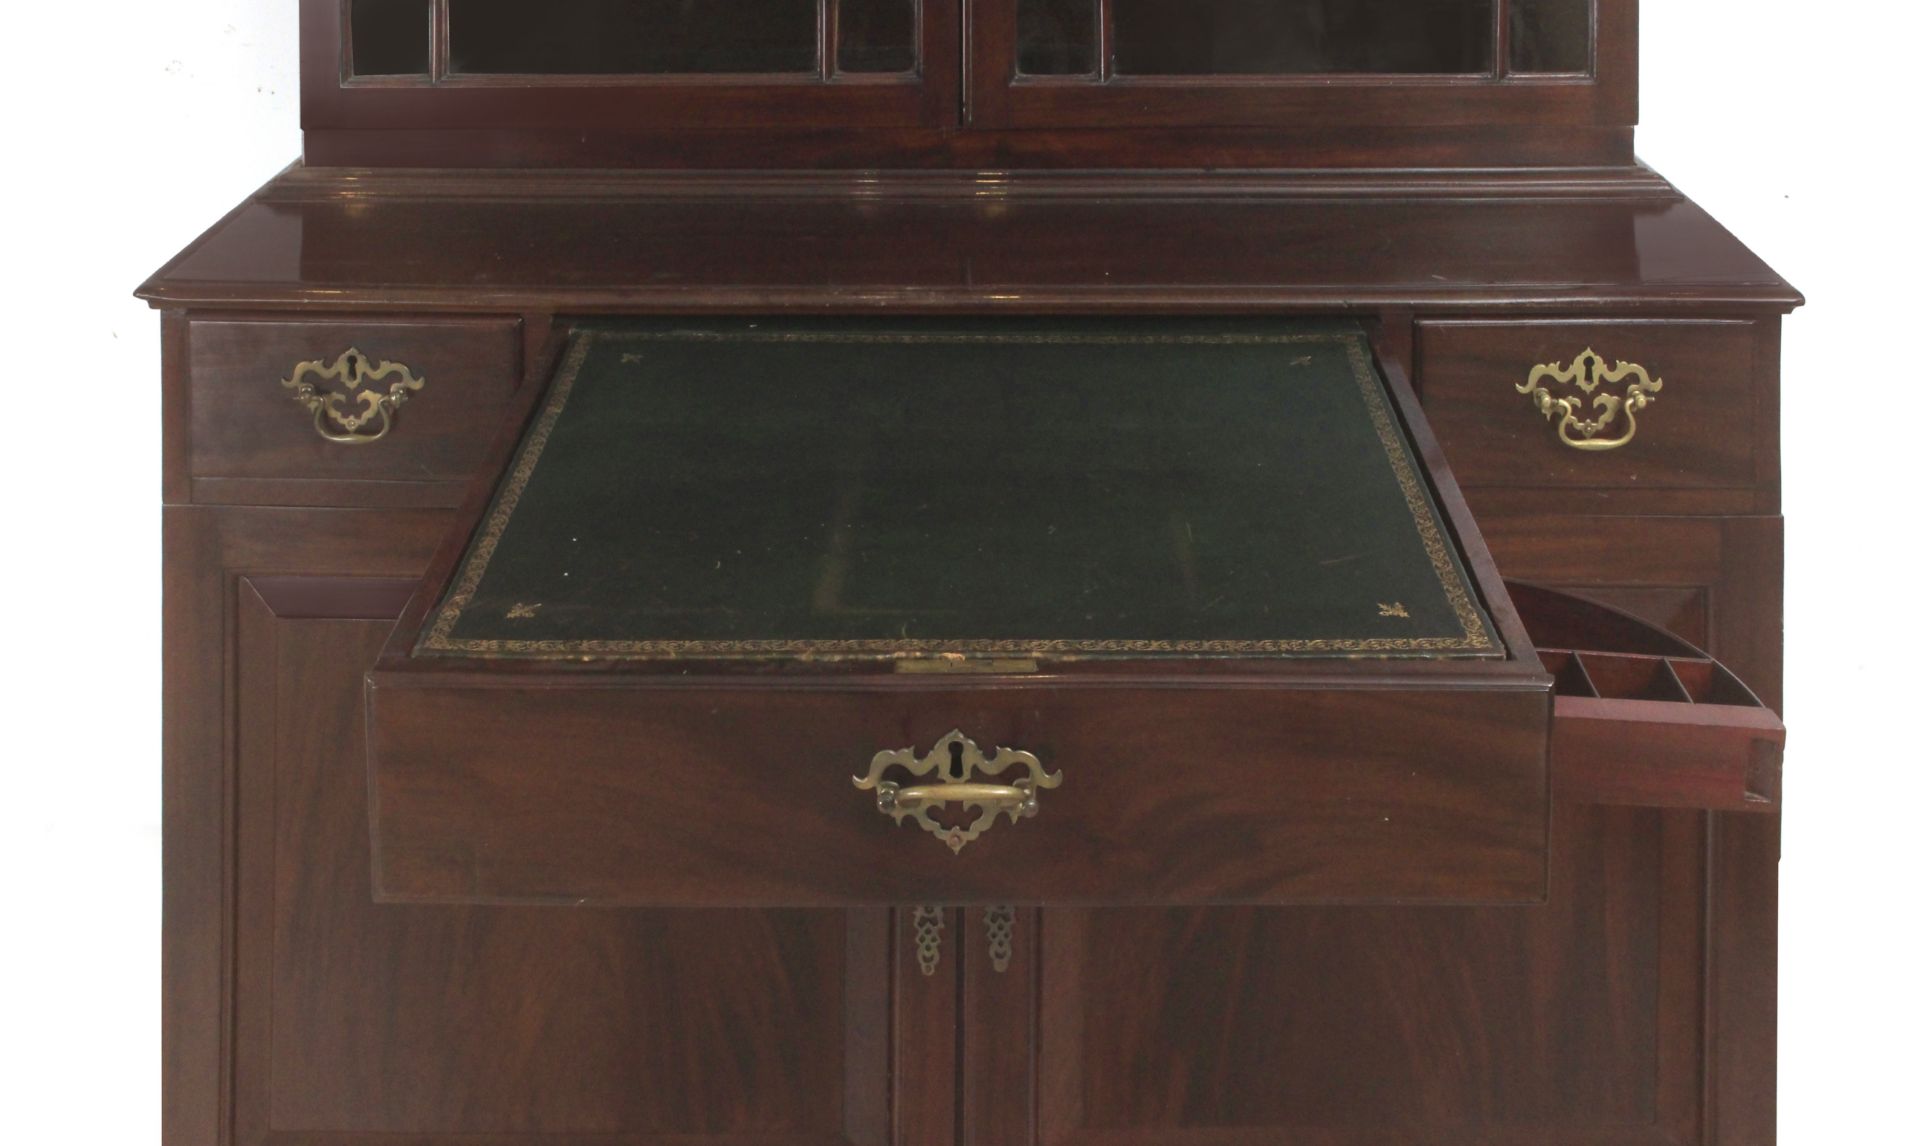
xmin=186 ymin=314 xmax=525 ymax=497
xmin=967 ymin=804 xmax=1707 ymax=1146
xmin=304 ymin=122 xmax=1638 ymax=170
xmin=154 ymin=7 xmax=1793 ymax=1140
xmin=241 ymin=587 xmax=882 ymax=1140
xmin=1419 ymin=317 xmax=1775 ymax=512
xmin=360 ymin=316 xmax=1564 ymax=907
xmin=1510 ymin=584 xmax=1785 ymax=813
xmin=139 ymin=168 xmax=1799 ymax=313
xmin=369 ymin=681 xmax=1553 ymax=907
xmin=175 ymin=523 xmax=952 ymax=1146
xmin=159 ymin=296 xmax=1790 ymax=1146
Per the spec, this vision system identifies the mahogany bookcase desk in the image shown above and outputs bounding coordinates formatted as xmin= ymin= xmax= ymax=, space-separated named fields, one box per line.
xmin=142 ymin=4 xmax=1796 ymax=1146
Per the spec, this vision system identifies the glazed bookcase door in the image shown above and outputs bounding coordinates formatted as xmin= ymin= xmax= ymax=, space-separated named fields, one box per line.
xmin=967 ymin=0 xmax=1632 ymax=129
xmin=307 ymin=0 xmax=960 ymax=132
xmin=166 ymin=506 xmax=956 ymax=1146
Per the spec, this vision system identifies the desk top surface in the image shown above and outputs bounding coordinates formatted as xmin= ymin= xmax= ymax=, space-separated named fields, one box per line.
xmin=418 ymin=318 xmax=1501 ymax=660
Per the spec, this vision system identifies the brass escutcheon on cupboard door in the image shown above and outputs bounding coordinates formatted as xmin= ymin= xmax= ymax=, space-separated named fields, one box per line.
xmin=854 ymin=730 xmax=1063 ymax=854
xmin=909 ymin=907 xmax=1019 ymax=978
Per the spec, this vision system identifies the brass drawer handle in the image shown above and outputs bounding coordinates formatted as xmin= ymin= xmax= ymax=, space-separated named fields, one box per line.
xmin=281 ymin=348 xmax=426 ymax=445
xmin=1516 ymin=348 xmax=1663 ymax=452
xmin=854 ymin=730 xmax=1062 ymax=854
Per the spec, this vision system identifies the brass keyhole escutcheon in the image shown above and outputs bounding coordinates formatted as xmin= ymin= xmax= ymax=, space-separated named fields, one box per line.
xmin=281 ymin=348 xmax=427 ymax=445
xmin=1516 ymin=347 xmax=1663 ymax=452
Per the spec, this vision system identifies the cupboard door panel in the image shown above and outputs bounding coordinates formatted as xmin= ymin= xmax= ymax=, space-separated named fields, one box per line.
xmin=232 ymin=578 xmax=920 ymax=1144
xmin=167 ymin=505 xmax=952 ymax=1146
xmin=968 ymin=805 xmax=1706 ymax=1146
xmin=243 ymin=608 xmax=863 ymax=1136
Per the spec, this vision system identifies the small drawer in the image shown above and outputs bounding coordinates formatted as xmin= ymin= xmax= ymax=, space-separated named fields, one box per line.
xmin=1510 ymin=583 xmax=1785 ymax=813
xmin=188 ymin=315 xmax=523 ymax=488
xmin=1417 ymin=319 xmax=1763 ymax=493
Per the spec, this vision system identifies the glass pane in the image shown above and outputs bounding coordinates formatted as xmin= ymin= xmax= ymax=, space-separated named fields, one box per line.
xmin=449 ymin=0 xmax=821 ymax=75
xmin=838 ymin=0 xmax=917 ymax=73
xmin=1511 ymin=0 xmax=1592 ymax=74
xmin=351 ymin=0 xmax=431 ymax=77
xmin=1111 ymin=0 xmax=1494 ymax=76
xmin=1018 ymin=0 xmax=1099 ymax=76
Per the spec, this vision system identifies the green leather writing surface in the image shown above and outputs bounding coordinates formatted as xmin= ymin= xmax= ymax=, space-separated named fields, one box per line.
xmin=419 ymin=320 xmax=1500 ymax=660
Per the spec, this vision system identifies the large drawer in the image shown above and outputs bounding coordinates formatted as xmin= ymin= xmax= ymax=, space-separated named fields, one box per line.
xmin=370 ymin=318 xmax=1555 ymax=907
xmin=370 ymin=679 xmax=1549 ymax=905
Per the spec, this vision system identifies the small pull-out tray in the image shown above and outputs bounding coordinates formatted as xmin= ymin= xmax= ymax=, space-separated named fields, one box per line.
xmin=1509 ymin=584 xmax=1785 ymax=813
xmin=367 ymin=318 xmax=1553 ymax=908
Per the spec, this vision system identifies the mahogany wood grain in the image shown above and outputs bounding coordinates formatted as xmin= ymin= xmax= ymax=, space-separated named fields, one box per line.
xmin=161 ymin=309 xmax=191 ymax=504
xmin=1707 ymin=813 xmax=1780 ymax=1146
xmin=303 ymin=122 xmax=1636 ymax=170
xmin=248 ymin=623 xmax=862 ymax=1139
xmin=1554 ymin=697 xmax=1783 ymax=812
xmin=164 ymin=508 xmax=454 ymax=1146
xmin=1504 ymin=582 xmax=1785 ymax=814
xmin=1417 ymin=318 xmax=1775 ymax=513
xmin=961 ymin=905 xmax=1032 ymax=1146
xmin=204 ymin=552 xmax=946 ymax=1146
xmin=139 ymin=170 xmax=1801 ymax=314
xmin=367 ymin=681 xmax=1553 ymax=907
xmin=1475 ymin=514 xmax=1785 ymax=707
xmin=361 ymin=314 xmax=1559 ymax=908
xmin=186 ymin=314 xmax=524 ymax=497
xmin=152 ymin=25 xmax=1796 ymax=1129
xmin=969 ymin=805 xmax=1706 ymax=1146
xmin=1471 ymin=512 xmax=1784 ymax=1144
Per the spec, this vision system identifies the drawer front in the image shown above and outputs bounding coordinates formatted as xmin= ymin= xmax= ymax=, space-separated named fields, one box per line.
xmin=1418 ymin=319 xmax=1763 ymax=493
xmin=366 ymin=682 xmax=1552 ymax=908
xmin=188 ymin=316 xmax=523 ymax=486
xmin=1507 ymin=583 xmax=1785 ymax=814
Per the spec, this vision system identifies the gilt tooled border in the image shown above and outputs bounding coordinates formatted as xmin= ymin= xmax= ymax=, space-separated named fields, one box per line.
xmin=418 ymin=328 xmax=1500 ymax=658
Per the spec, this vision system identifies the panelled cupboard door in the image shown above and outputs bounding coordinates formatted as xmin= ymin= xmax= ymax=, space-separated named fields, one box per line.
xmin=172 ymin=507 xmax=954 ymax=1146
xmin=963 ymin=803 xmax=1710 ymax=1146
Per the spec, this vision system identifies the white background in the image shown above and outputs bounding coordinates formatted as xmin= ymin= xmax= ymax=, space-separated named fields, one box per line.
xmin=0 ymin=2 xmax=1911 ymax=1141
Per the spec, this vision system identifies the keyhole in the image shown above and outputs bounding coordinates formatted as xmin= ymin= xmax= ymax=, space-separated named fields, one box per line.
xmin=947 ymin=739 xmax=966 ymax=780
